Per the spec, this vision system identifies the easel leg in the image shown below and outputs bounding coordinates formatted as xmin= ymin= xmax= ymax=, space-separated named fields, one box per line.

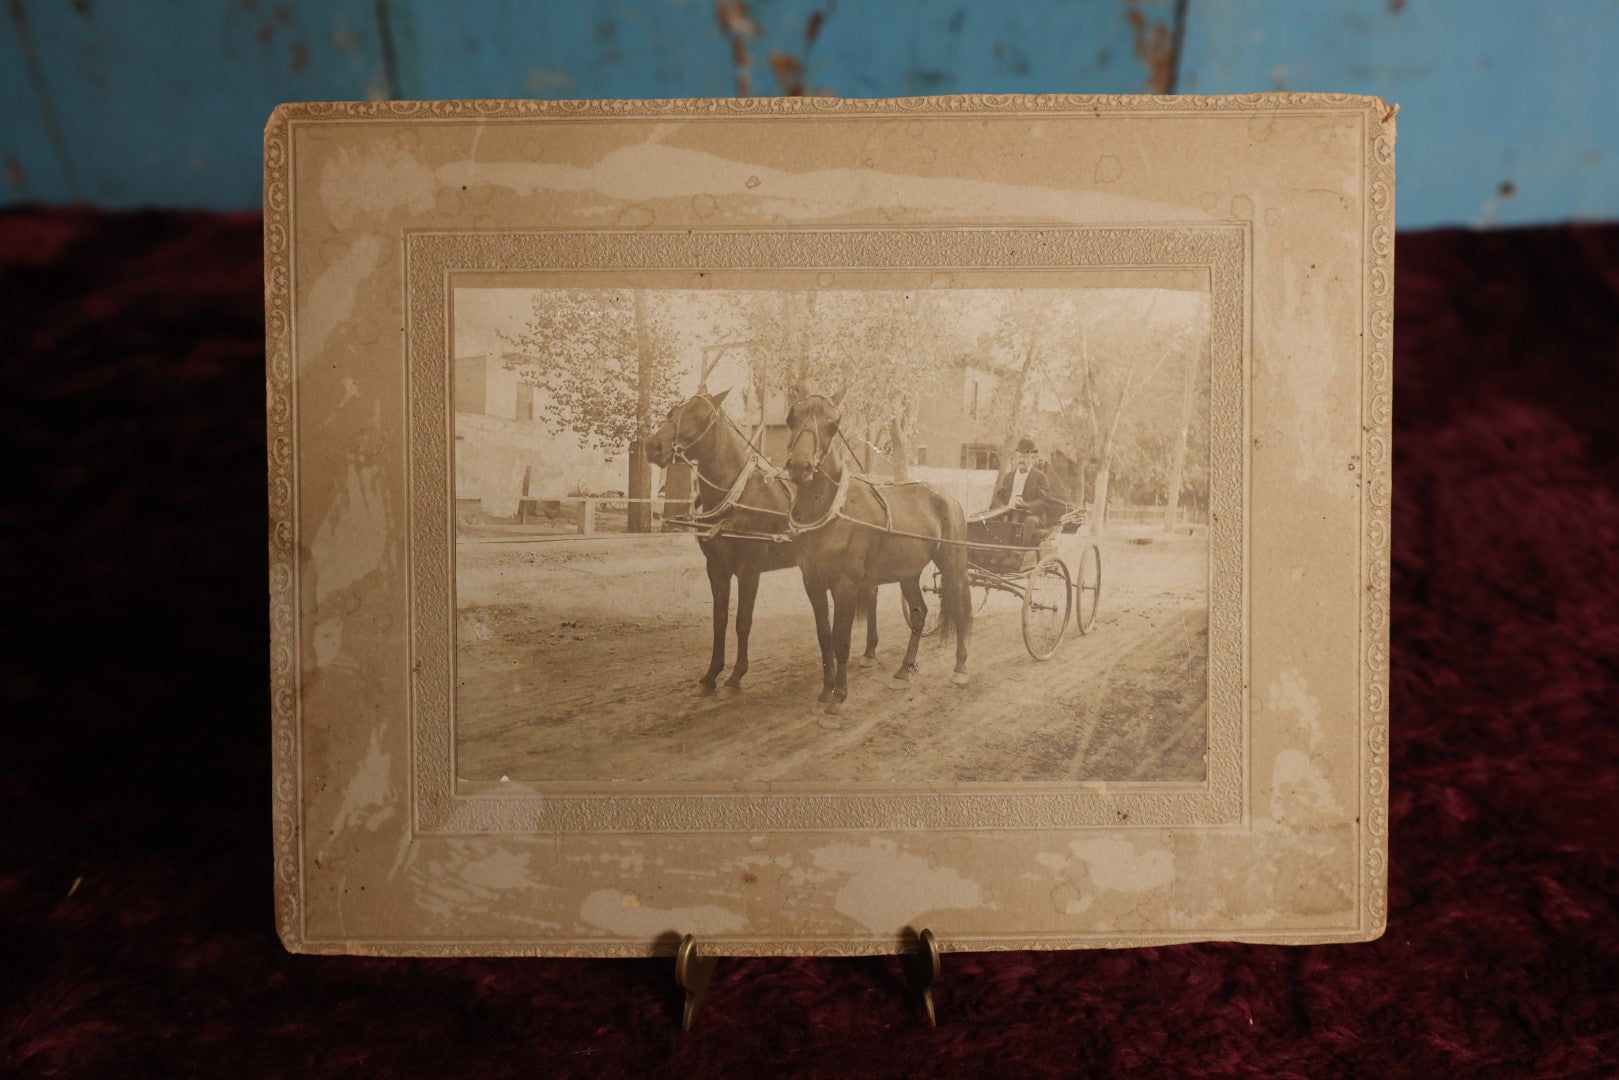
xmin=675 ymin=934 xmax=718 ymax=1032
xmin=901 ymin=928 xmax=942 ymax=1028
xmin=676 ymin=930 xmax=941 ymax=1031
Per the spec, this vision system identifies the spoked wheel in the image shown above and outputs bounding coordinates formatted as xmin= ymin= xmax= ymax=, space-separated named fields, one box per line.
xmin=1020 ymin=559 xmax=1071 ymax=660
xmin=1073 ymin=543 xmax=1102 ymax=635
xmin=919 ymin=571 xmax=991 ymax=635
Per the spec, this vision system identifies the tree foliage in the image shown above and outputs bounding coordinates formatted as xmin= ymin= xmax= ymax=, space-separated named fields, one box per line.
xmin=491 ymin=284 xmax=1210 ymax=523
xmin=499 ymin=289 xmax=684 ymax=450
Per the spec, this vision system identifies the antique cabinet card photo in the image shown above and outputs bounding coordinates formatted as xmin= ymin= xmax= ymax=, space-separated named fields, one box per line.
xmin=266 ymin=94 xmax=1393 ymax=956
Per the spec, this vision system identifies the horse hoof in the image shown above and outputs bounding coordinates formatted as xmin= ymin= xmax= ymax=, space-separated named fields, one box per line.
xmin=722 ymin=681 xmax=743 ymax=695
xmin=695 ymin=683 xmax=718 ymax=697
xmin=951 ymin=671 xmax=970 ymax=686
xmin=825 ymin=700 xmax=844 ymax=716
xmin=817 ymin=688 xmax=834 ymax=704
xmin=887 ymin=676 xmax=909 ymax=690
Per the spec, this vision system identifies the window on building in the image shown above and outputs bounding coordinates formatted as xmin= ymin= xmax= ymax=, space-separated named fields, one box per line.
xmin=516 ymin=383 xmax=535 ymax=422
xmin=916 ymin=445 xmax=928 ymax=467
xmin=960 ymin=444 xmax=999 ymax=470
xmin=522 ymin=465 xmax=532 ymax=497
xmin=969 ymin=379 xmax=979 ymax=419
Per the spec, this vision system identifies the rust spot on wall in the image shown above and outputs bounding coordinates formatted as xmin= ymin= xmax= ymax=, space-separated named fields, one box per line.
xmin=769 ymin=50 xmax=805 ymax=96
xmin=715 ymin=1 xmax=762 ymax=96
xmin=1388 ymin=0 xmax=1407 ymax=13
xmin=715 ymin=0 xmax=760 ymax=37
xmin=717 ymin=4 xmax=832 ymax=98
xmin=4 ymin=157 xmax=24 ymax=190
xmin=729 ymin=37 xmax=752 ymax=95
xmin=1497 ymin=180 xmax=1516 ymax=199
xmin=290 ymin=40 xmax=308 ymax=72
xmin=1126 ymin=5 xmax=1176 ymax=95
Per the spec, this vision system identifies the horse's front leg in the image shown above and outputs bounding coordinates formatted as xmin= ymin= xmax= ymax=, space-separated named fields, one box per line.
xmin=724 ymin=568 xmax=761 ymax=691
xmin=699 ymin=559 xmax=731 ymax=694
xmin=803 ymin=577 xmax=835 ymax=703
xmin=826 ymin=588 xmax=858 ymax=715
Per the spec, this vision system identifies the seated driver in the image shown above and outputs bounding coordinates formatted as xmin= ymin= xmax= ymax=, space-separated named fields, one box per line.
xmin=989 ymin=437 xmax=1068 ymax=547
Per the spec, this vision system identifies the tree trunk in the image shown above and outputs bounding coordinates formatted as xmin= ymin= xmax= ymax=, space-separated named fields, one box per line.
xmin=1089 ymin=415 xmax=1121 ymax=539
xmin=888 ymin=417 xmax=911 ymax=483
xmin=1162 ymin=338 xmax=1199 ymax=534
xmin=782 ymin=291 xmax=809 ymax=400
xmin=628 ymin=288 xmax=654 ymax=533
xmin=999 ymin=326 xmax=1043 ymax=468
xmin=1089 ymin=459 xmax=1112 ymax=539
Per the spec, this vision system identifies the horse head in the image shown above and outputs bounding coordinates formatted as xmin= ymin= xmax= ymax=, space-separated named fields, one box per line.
xmin=644 ymin=388 xmax=730 ymax=468
xmin=784 ymin=386 xmax=847 ymax=485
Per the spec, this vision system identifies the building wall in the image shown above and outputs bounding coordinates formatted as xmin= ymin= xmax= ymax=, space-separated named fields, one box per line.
xmin=5 ymin=1 xmax=1615 ymax=227
xmin=913 ymin=361 xmax=1005 ymax=471
xmin=453 ymin=352 xmax=624 ymax=516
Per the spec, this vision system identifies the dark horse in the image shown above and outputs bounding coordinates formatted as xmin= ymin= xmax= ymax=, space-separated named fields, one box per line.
xmin=643 ymin=390 xmax=879 ymax=694
xmin=783 ymin=390 xmax=972 ymax=714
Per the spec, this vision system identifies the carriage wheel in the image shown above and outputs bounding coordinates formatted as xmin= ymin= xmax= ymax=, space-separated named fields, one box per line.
xmin=1073 ymin=543 xmax=1102 ymax=635
xmin=1020 ymin=559 xmax=1071 ymax=661
xmin=920 ymin=572 xmax=992 ymax=635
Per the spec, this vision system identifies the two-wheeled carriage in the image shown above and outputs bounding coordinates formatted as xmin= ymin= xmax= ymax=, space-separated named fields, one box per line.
xmin=923 ymin=507 xmax=1101 ymax=660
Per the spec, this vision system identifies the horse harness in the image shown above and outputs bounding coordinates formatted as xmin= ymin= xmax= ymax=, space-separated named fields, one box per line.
xmin=664 ymin=398 xmax=795 ymax=542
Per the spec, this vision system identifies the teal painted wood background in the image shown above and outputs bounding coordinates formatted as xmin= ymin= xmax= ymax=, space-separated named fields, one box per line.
xmin=3 ymin=0 xmax=1614 ymax=226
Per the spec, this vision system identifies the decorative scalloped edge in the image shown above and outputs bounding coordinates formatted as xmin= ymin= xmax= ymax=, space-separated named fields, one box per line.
xmin=266 ymin=93 xmax=1393 ymax=954
xmin=405 ymin=227 xmax=1246 ymax=836
xmin=265 ymin=91 xmax=1394 ymax=123
xmin=1361 ymin=114 xmax=1395 ymax=939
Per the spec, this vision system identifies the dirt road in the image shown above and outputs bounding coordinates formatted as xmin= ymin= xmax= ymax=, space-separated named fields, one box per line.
xmin=454 ymin=527 xmax=1208 ymax=784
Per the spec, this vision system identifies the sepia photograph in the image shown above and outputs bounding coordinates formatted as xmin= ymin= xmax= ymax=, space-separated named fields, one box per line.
xmin=453 ymin=280 xmax=1212 ymax=784
xmin=266 ymin=98 xmax=1389 ymax=959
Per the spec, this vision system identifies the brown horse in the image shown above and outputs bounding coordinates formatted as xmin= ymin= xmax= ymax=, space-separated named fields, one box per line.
xmin=644 ymin=390 xmax=879 ymax=694
xmin=783 ymin=390 xmax=972 ymax=714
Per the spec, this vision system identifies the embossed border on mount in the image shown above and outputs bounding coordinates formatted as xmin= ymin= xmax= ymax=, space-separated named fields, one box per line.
xmin=408 ymin=226 xmax=1247 ymax=835
xmin=266 ymin=94 xmax=1393 ymax=952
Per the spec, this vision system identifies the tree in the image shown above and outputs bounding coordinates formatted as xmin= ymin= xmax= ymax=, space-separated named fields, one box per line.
xmin=979 ymin=291 xmax=1056 ymax=469
xmin=500 ymin=288 xmax=684 ymax=532
xmin=1161 ymin=324 xmax=1209 ymax=532
xmin=1033 ymin=293 xmax=1196 ymax=537
xmin=703 ymin=288 xmax=964 ymax=480
xmin=808 ymin=290 xmax=963 ymax=481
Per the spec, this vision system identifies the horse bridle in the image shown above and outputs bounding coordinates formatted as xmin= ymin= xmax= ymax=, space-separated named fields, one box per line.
xmin=665 ymin=396 xmax=792 ymax=521
xmin=785 ymin=395 xmax=842 ymax=481
xmin=669 ymin=397 xmax=724 ymax=466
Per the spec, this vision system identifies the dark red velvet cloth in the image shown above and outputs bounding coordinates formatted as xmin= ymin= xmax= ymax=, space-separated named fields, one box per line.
xmin=2 ymin=210 xmax=1616 ymax=1078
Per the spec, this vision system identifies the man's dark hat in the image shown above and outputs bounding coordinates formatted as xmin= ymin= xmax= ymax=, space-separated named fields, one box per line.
xmin=1016 ymin=436 xmax=1037 ymax=453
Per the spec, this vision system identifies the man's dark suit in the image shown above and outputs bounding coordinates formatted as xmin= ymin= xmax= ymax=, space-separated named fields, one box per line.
xmin=990 ymin=464 xmax=1068 ymax=545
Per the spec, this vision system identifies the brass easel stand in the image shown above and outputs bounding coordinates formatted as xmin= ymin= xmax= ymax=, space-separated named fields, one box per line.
xmin=676 ymin=928 xmax=943 ymax=1031
xmin=901 ymin=928 xmax=943 ymax=1027
xmin=675 ymin=934 xmax=719 ymax=1031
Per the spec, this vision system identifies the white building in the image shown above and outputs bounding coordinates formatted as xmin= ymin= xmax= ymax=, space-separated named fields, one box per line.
xmin=453 ymin=352 xmax=625 ymax=518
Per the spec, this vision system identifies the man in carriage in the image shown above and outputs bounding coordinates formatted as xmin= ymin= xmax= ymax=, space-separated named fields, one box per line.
xmin=986 ymin=436 xmax=1069 ymax=549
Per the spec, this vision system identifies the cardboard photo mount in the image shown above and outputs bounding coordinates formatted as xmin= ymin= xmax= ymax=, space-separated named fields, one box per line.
xmin=267 ymin=93 xmax=1394 ymax=957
